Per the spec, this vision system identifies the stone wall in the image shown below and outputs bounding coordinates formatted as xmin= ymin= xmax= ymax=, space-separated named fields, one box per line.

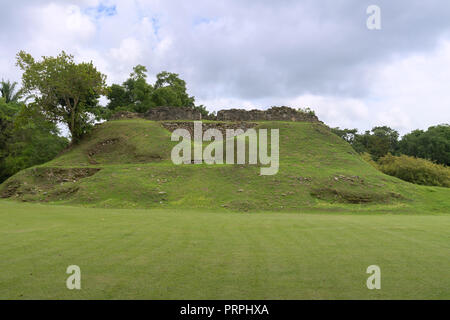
xmin=161 ymin=121 xmax=258 ymax=138
xmin=216 ymin=106 xmax=319 ymax=122
xmin=110 ymin=106 xmax=319 ymax=122
xmin=109 ymin=111 xmax=140 ymax=120
xmin=144 ymin=106 xmax=202 ymax=121
xmin=109 ymin=107 xmax=202 ymax=121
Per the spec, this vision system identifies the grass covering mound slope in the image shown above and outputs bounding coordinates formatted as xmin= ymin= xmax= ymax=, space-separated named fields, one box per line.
xmin=1 ymin=119 xmax=449 ymax=213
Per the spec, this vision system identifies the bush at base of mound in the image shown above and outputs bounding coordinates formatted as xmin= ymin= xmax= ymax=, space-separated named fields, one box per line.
xmin=376 ymin=154 xmax=450 ymax=187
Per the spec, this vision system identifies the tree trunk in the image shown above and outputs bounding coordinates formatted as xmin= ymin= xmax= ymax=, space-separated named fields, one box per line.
xmin=70 ymin=111 xmax=77 ymax=144
xmin=65 ymin=96 xmax=78 ymax=144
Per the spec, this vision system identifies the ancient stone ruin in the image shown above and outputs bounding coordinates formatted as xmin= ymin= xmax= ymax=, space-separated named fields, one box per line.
xmin=161 ymin=121 xmax=258 ymax=137
xmin=144 ymin=106 xmax=202 ymax=121
xmin=216 ymin=106 xmax=319 ymax=122
xmin=109 ymin=107 xmax=202 ymax=121
xmin=110 ymin=106 xmax=320 ymax=123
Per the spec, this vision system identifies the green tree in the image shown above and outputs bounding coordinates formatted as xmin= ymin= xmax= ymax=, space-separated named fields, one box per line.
xmin=151 ymin=86 xmax=181 ymax=107
xmin=129 ymin=64 xmax=148 ymax=80
xmin=106 ymin=66 xmax=196 ymax=113
xmin=153 ymin=71 xmax=195 ymax=107
xmin=332 ymin=126 xmax=399 ymax=160
xmin=106 ymin=65 xmax=154 ymax=113
xmin=0 ymin=99 xmax=68 ymax=183
xmin=192 ymin=104 xmax=211 ymax=118
xmin=124 ymin=65 xmax=154 ymax=112
xmin=363 ymin=126 xmax=399 ymax=160
xmin=16 ymin=51 xmax=107 ymax=143
xmin=0 ymin=98 xmax=18 ymax=181
xmin=331 ymin=127 xmax=358 ymax=144
xmin=106 ymin=84 xmax=130 ymax=111
xmin=0 ymin=79 xmax=22 ymax=103
xmin=371 ymin=126 xmax=399 ymax=153
xmin=399 ymin=124 xmax=450 ymax=165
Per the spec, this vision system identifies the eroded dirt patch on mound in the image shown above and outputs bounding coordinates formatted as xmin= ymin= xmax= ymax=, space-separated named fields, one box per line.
xmin=310 ymin=175 xmax=403 ymax=204
xmin=32 ymin=167 xmax=101 ymax=183
xmin=0 ymin=180 xmax=21 ymax=198
xmin=0 ymin=167 xmax=100 ymax=199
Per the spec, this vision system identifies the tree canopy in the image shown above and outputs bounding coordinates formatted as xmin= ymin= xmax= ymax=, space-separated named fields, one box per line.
xmin=106 ymin=65 xmax=195 ymax=113
xmin=332 ymin=126 xmax=400 ymax=160
xmin=332 ymin=124 xmax=449 ymax=166
xmin=399 ymin=124 xmax=450 ymax=166
xmin=0 ymin=97 xmax=68 ymax=183
xmin=16 ymin=51 xmax=107 ymax=143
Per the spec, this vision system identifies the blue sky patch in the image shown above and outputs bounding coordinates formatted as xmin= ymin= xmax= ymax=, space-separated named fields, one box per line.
xmin=85 ymin=3 xmax=117 ymax=19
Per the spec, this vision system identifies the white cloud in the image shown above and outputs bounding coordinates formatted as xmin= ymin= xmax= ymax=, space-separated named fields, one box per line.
xmin=110 ymin=37 xmax=143 ymax=64
xmin=281 ymin=40 xmax=450 ymax=134
xmin=368 ymin=40 xmax=450 ymax=133
xmin=285 ymin=94 xmax=370 ymax=130
xmin=196 ymin=97 xmax=259 ymax=112
xmin=27 ymin=3 xmax=96 ymax=53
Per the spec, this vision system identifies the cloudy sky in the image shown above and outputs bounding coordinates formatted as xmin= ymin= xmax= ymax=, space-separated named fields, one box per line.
xmin=1 ymin=0 xmax=449 ymax=134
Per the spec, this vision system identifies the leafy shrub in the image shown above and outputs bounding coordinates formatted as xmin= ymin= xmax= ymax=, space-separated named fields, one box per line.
xmin=360 ymin=152 xmax=378 ymax=168
xmin=376 ymin=154 xmax=450 ymax=187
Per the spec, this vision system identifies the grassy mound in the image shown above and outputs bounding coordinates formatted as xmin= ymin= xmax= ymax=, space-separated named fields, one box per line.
xmin=48 ymin=120 xmax=174 ymax=166
xmin=1 ymin=119 xmax=449 ymax=212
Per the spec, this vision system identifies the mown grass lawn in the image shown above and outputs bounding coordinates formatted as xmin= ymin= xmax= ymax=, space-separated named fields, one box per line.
xmin=0 ymin=200 xmax=449 ymax=299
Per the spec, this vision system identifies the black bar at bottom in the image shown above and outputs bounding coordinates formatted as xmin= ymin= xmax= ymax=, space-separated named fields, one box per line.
xmin=0 ymin=300 xmax=446 ymax=318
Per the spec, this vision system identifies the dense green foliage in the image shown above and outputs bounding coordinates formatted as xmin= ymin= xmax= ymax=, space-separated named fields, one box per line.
xmin=333 ymin=124 xmax=450 ymax=166
xmin=16 ymin=51 xmax=107 ymax=143
xmin=332 ymin=126 xmax=399 ymax=160
xmin=0 ymin=100 xmax=17 ymax=181
xmin=334 ymin=125 xmax=450 ymax=187
xmin=0 ymin=97 xmax=68 ymax=183
xmin=375 ymin=154 xmax=450 ymax=187
xmin=106 ymin=65 xmax=195 ymax=114
xmin=399 ymin=124 xmax=450 ymax=166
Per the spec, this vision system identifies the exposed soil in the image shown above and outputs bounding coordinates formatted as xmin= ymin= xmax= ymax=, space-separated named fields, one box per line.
xmin=309 ymin=174 xmax=403 ymax=204
xmin=310 ymin=186 xmax=403 ymax=204
xmin=31 ymin=167 xmax=101 ymax=183
xmin=0 ymin=180 xmax=21 ymax=198
xmin=0 ymin=167 xmax=100 ymax=199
